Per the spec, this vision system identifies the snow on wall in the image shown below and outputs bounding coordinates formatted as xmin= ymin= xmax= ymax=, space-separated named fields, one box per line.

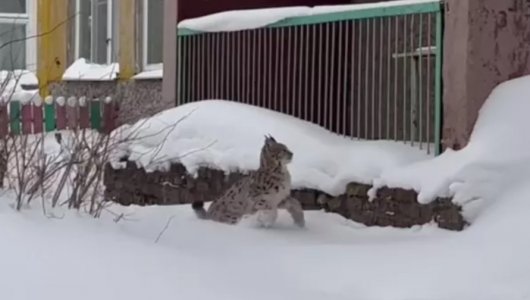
xmin=110 ymin=100 xmax=430 ymax=196
xmin=177 ymin=0 xmax=439 ymax=32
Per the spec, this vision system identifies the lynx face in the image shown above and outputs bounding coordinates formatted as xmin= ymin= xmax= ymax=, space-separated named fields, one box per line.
xmin=263 ymin=135 xmax=293 ymax=164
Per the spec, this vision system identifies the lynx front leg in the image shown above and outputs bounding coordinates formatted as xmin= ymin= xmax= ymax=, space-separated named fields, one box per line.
xmin=279 ymin=196 xmax=305 ymax=228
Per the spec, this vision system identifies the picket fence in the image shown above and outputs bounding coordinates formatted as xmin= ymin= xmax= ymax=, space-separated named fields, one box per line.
xmin=0 ymin=95 xmax=118 ymax=137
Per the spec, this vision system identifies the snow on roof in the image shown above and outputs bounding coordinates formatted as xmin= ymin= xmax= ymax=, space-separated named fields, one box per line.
xmin=62 ymin=58 xmax=119 ymax=81
xmin=177 ymin=0 xmax=439 ymax=33
xmin=110 ymin=100 xmax=430 ymax=196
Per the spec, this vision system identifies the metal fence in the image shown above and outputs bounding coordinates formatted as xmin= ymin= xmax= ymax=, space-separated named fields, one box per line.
xmin=176 ymin=1 xmax=443 ymax=154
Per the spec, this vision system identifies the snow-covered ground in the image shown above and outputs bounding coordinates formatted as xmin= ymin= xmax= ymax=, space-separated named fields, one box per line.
xmin=2 ymin=75 xmax=530 ymax=299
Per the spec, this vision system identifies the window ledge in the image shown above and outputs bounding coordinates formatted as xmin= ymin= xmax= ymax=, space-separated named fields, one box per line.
xmin=132 ymin=69 xmax=163 ymax=80
xmin=62 ymin=58 xmax=119 ymax=82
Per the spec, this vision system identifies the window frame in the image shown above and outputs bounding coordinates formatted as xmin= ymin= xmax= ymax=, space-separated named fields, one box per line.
xmin=73 ymin=0 xmax=116 ymax=65
xmin=0 ymin=0 xmax=36 ymax=71
xmin=141 ymin=0 xmax=163 ymax=71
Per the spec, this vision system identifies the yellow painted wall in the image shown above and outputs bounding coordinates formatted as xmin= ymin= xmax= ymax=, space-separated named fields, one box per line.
xmin=37 ymin=0 xmax=68 ymax=97
xmin=119 ymin=0 xmax=136 ymax=80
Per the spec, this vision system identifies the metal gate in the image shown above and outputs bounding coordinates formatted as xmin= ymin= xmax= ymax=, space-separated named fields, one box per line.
xmin=177 ymin=0 xmax=443 ymax=154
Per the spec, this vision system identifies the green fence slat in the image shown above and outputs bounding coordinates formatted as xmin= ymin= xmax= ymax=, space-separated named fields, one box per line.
xmin=90 ymin=100 xmax=102 ymax=130
xmin=44 ymin=103 xmax=56 ymax=132
xmin=9 ymin=101 xmax=21 ymax=135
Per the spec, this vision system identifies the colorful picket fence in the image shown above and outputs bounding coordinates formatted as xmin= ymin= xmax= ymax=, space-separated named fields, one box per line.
xmin=0 ymin=95 xmax=118 ymax=137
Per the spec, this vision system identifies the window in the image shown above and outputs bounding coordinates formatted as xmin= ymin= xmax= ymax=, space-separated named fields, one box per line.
xmin=142 ymin=0 xmax=163 ymax=70
xmin=74 ymin=0 xmax=118 ymax=64
xmin=0 ymin=0 xmax=36 ymax=70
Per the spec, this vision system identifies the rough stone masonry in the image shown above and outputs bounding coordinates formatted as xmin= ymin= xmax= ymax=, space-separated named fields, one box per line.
xmin=104 ymin=161 xmax=466 ymax=231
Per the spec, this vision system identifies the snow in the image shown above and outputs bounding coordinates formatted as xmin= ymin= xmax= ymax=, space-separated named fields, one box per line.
xmin=372 ymin=75 xmax=530 ymax=220
xmin=1 ymin=183 xmax=530 ymax=300
xmin=132 ymin=68 xmax=163 ymax=80
xmin=0 ymin=69 xmax=39 ymax=104
xmin=111 ymin=100 xmax=430 ymax=196
xmin=62 ymin=58 xmax=119 ymax=81
xmin=177 ymin=0 xmax=438 ymax=32
xmin=1 ymin=75 xmax=530 ymax=299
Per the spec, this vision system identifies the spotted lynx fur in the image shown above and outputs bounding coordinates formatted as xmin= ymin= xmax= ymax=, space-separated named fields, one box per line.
xmin=192 ymin=135 xmax=305 ymax=228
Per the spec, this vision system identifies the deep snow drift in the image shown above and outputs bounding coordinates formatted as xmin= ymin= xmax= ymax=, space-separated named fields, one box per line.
xmin=2 ymin=75 xmax=530 ymax=300
xmin=111 ymin=100 xmax=430 ymax=196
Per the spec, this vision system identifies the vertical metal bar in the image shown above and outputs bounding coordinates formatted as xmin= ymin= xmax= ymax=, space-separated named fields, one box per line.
xmin=350 ymin=20 xmax=356 ymax=138
xmin=220 ymin=33 xmax=226 ymax=99
xmin=386 ymin=18 xmax=391 ymax=139
xmin=268 ymin=29 xmax=274 ymax=109
xmin=275 ymin=28 xmax=280 ymax=109
xmin=357 ymin=20 xmax=362 ymax=139
xmin=188 ymin=36 xmax=195 ymax=102
xmin=298 ymin=26 xmax=304 ymax=119
xmin=329 ymin=22 xmax=337 ymax=132
xmin=337 ymin=21 xmax=344 ymax=135
xmin=286 ymin=27 xmax=292 ymax=114
xmin=371 ymin=18 xmax=376 ymax=139
xmin=403 ymin=14 xmax=408 ymax=143
xmin=234 ymin=31 xmax=243 ymax=102
xmin=324 ymin=22 xmax=330 ymax=129
xmin=198 ymin=35 xmax=204 ymax=100
xmin=246 ymin=30 xmax=252 ymax=102
xmin=434 ymin=9 xmax=443 ymax=155
xmin=257 ymin=30 xmax=262 ymax=106
xmin=208 ymin=34 xmax=214 ymax=99
xmin=176 ymin=36 xmax=183 ymax=105
xmin=252 ymin=31 xmax=258 ymax=105
xmin=364 ymin=19 xmax=370 ymax=139
xmin=343 ymin=21 xmax=350 ymax=136
xmin=311 ymin=24 xmax=317 ymax=124
xmin=304 ymin=25 xmax=310 ymax=121
xmin=427 ymin=13 xmax=432 ymax=154
xmin=240 ymin=31 xmax=246 ymax=103
xmin=279 ymin=28 xmax=285 ymax=111
xmin=378 ymin=17 xmax=383 ymax=140
xmin=213 ymin=34 xmax=219 ymax=98
xmin=292 ymin=27 xmax=298 ymax=115
xmin=409 ymin=15 xmax=416 ymax=146
xmin=418 ymin=13 xmax=424 ymax=150
xmin=234 ymin=32 xmax=239 ymax=101
xmin=317 ymin=24 xmax=323 ymax=127
xmin=394 ymin=16 xmax=399 ymax=141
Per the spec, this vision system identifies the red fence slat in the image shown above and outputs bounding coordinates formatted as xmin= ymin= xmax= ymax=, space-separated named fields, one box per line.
xmin=103 ymin=97 xmax=117 ymax=134
xmin=66 ymin=97 xmax=78 ymax=130
xmin=55 ymin=97 xmax=67 ymax=130
xmin=0 ymin=104 xmax=7 ymax=138
xmin=32 ymin=104 xmax=43 ymax=134
xmin=21 ymin=104 xmax=32 ymax=134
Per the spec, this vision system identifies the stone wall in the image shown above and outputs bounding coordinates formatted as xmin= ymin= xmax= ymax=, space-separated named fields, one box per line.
xmin=104 ymin=161 xmax=466 ymax=231
xmin=49 ymin=78 xmax=174 ymax=126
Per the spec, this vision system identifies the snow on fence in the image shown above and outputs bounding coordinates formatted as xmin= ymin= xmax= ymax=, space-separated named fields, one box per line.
xmin=0 ymin=95 xmax=118 ymax=136
xmin=176 ymin=0 xmax=443 ymax=154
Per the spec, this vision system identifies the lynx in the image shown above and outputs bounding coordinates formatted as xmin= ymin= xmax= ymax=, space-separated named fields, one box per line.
xmin=192 ymin=135 xmax=305 ymax=228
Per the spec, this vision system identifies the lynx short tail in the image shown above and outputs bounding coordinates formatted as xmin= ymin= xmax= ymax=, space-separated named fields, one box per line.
xmin=192 ymin=201 xmax=208 ymax=219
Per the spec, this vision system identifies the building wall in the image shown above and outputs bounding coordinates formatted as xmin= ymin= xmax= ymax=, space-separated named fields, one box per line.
xmin=443 ymin=0 xmax=530 ymax=149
